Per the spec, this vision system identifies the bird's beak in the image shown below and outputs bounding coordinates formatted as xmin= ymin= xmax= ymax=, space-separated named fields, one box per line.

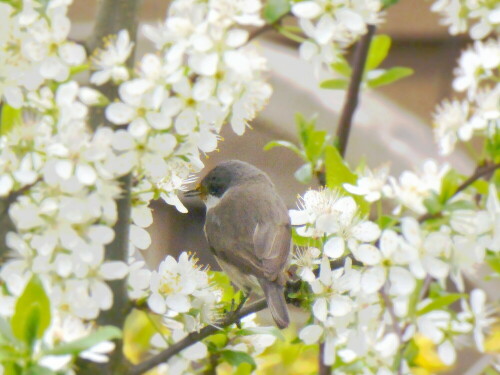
xmin=184 ymin=184 xmax=201 ymax=198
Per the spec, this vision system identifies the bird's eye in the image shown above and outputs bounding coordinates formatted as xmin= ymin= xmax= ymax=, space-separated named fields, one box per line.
xmin=209 ymin=185 xmax=221 ymax=196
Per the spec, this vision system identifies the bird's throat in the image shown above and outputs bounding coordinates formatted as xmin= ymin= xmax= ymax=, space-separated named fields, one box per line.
xmin=204 ymin=194 xmax=221 ymax=210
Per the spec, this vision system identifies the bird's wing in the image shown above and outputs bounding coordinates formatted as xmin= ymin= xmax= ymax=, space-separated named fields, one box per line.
xmin=205 ymin=183 xmax=291 ymax=283
xmin=209 ymin=244 xmax=267 ymax=280
xmin=253 ymin=222 xmax=291 ymax=282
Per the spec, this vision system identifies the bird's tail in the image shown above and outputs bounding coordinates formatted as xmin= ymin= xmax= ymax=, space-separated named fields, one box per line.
xmin=259 ymin=279 xmax=289 ymax=329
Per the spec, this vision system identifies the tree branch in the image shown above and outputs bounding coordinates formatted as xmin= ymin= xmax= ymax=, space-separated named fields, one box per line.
xmin=419 ymin=162 xmax=500 ymax=222
xmin=84 ymin=0 xmax=142 ymax=373
xmin=128 ymin=299 xmax=268 ymax=375
xmin=335 ymin=25 xmax=376 ymax=158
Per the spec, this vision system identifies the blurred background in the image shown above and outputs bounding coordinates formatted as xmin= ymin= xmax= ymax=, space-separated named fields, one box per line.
xmin=70 ymin=1 xmax=490 ymax=374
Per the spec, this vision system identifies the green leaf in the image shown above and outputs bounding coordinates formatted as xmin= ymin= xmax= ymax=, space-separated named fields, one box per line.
xmin=263 ymin=0 xmax=290 ymax=24
xmin=365 ymin=35 xmax=391 ymax=71
xmin=403 ymin=339 xmax=419 ymax=365
xmin=0 ymin=104 xmax=22 ymax=135
xmin=295 ymin=112 xmax=317 ymax=147
xmin=440 ymin=170 xmax=461 ymax=202
xmin=220 ymin=350 xmax=256 ymax=370
xmin=209 ymin=271 xmax=236 ymax=303
xmin=0 ymin=345 xmax=25 ymax=362
xmin=330 ymin=57 xmax=352 ymax=77
xmin=417 ymin=294 xmax=465 ymax=316
xmin=0 ymin=0 xmax=22 ymax=11
xmin=444 ymin=200 xmax=475 ymax=211
xmin=44 ymin=326 xmax=121 ymax=356
xmin=205 ymin=333 xmax=228 ymax=350
xmin=320 ymin=79 xmax=348 ymax=90
xmin=324 ymin=145 xmax=356 ymax=189
xmin=379 ymin=215 xmax=399 ymax=229
xmin=367 ymin=67 xmax=413 ymax=88
xmin=234 ymin=362 xmax=253 ymax=375
xmin=486 ymin=254 xmax=500 ymax=274
xmin=236 ymin=326 xmax=285 ymax=341
xmin=291 ymin=229 xmax=322 ymax=248
xmin=294 ymin=163 xmax=313 ymax=184
xmin=263 ymin=140 xmax=304 ymax=159
xmin=471 ymin=179 xmax=489 ymax=195
xmin=423 ymin=192 xmax=442 ymax=215
xmin=11 ymin=276 xmax=51 ymax=347
xmin=69 ymin=63 xmax=90 ymax=76
xmin=304 ymin=130 xmax=327 ymax=163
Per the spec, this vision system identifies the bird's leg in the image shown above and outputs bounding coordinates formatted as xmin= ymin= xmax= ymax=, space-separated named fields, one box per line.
xmin=226 ymin=291 xmax=249 ymax=328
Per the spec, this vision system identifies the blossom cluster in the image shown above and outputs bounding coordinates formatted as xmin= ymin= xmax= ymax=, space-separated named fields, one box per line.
xmin=0 ymin=0 xmax=273 ymax=371
xmin=150 ymin=312 xmax=277 ymax=374
xmin=430 ymin=0 xmax=500 ymax=40
xmin=0 ymin=1 xmax=86 ymax=108
xmin=101 ymin=0 xmax=271 ymax=192
xmin=291 ymin=0 xmax=384 ymax=73
xmin=127 ymin=254 xmax=278 ymax=374
xmin=433 ymin=37 xmax=500 ymax=155
xmin=290 ymin=185 xmax=498 ymax=370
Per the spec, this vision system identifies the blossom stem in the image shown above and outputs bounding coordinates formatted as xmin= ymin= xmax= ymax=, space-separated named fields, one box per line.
xmin=335 ymin=25 xmax=376 ymax=158
xmin=127 ymin=299 xmax=268 ymax=375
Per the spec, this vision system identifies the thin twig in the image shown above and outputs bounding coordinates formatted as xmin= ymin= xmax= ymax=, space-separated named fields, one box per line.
xmin=128 ymin=299 xmax=268 ymax=375
xmin=419 ymin=162 xmax=500 ymax=222
xmin=454 ymin=162 xmax=500 ymax=195
xmin=336 ymin=25 xmax=376 ymax=158
xmin=0 ymin=179 xmax=40 ymax=218
xmin=249 ymin=24 xmax=274 ymax=41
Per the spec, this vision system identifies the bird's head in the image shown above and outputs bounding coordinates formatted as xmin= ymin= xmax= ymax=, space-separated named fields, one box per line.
xmin=184 ymin=160 xmax=264 ymax=203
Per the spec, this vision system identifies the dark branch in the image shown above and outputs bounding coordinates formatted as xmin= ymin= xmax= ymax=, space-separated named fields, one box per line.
xmin=454 ymin=162 xmax=500 ymax=195
xmin=128 ymin=299 xmax=268 ymax=375
xmin=0 ymin=180 xmax=40 ymax=218
xmin=335 ymin=25 xmax=376 ymax=158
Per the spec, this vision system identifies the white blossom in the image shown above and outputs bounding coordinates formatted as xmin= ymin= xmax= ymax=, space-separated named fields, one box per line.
xmin=387 ymin=160 xmax=449 ymax=215
xmin=292 ymin=0 xmax=384 ymax=72
xmin=90 ymin=30 xmax=134 ymax=85
xmin=344 ymin=163 xmax=391 ymax=202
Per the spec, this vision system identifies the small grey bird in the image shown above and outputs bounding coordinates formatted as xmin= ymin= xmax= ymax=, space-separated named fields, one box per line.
xmin=186 ymin=160 xmax=291 ymax=329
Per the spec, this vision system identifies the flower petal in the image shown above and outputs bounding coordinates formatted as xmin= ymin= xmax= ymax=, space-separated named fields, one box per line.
xmin=299 ymin=324 xmax=323 ymax=344
xmin=324 ymin=237 xmax=345 ymax=259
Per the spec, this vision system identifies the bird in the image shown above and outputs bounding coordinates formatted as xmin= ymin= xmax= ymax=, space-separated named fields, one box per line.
xmin=185 ymin=160 xmax=291 ymax=329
